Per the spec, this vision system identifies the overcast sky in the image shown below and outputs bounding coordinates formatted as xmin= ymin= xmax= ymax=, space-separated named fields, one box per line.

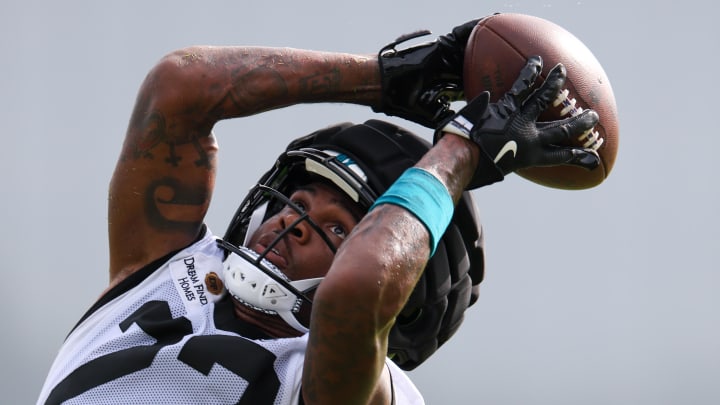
xmin=2 ymin=1 xmax=718 ymax=404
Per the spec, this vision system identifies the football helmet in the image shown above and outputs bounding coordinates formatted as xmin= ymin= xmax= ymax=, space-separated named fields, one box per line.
xmin=222 ymin=119 xmax=485 ymax=369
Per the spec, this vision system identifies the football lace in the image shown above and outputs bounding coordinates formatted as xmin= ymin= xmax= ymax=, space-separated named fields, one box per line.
xmin=553 ymin=89 xmax=604 ymax=151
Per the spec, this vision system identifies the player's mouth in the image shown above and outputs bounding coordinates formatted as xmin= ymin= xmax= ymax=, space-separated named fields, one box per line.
xmin=253 ymin=242 xmax=288 ymax=270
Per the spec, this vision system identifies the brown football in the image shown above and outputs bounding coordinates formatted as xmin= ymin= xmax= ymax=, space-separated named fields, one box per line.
xmin=464 ymin=13 xmax=619 ymax=189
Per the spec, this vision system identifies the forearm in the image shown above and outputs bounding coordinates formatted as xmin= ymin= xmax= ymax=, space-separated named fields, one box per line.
xmin=336 ymin=134 xmax=479 ymax=325
xmin=303 ymin=134 xmax=478 ymax=403
xmin=138 ymin=46 xmax=381 ymax=134
xmin=416 ymin=134 xmax=479 ymax=202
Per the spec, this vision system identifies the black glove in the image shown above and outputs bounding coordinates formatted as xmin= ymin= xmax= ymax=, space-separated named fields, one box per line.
xmin=435 ymin=56 xmax=601 ymax=189
xmin=373 ymin=19 xmax=482 ymax=128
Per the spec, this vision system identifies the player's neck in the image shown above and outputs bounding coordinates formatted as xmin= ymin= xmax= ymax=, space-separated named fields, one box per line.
xmin=231 ymin=298 xmax=305 ymax=338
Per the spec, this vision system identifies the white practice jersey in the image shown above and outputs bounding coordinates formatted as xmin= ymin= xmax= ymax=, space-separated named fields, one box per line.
xmin=37 ymin=229 xmax=423 ymax=405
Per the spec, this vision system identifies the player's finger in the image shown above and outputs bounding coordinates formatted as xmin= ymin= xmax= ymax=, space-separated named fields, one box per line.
xmin=543 ymin=147 xmax=600 ymax=170
xmin=523 ymin=63 xmax=567 ymax=120
xmin=538 ymin=109 xmax=599 ymax=145
xmin=506 ymin=56 xmax=543 ymax=107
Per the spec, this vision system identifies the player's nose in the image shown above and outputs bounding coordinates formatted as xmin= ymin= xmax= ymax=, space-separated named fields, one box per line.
xmin=279 ymin=209 xmax=311 ymax=244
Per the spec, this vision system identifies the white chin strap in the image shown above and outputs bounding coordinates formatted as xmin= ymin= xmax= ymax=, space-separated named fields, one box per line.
xmin=222 ymin=246 xmax=322 ymax=333
xmin=242 ymin=202 xmax=268 ymax=247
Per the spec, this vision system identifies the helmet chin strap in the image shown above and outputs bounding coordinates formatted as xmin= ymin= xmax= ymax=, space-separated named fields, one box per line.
xmin=221 ymin=243 xmax=322 ymax=334
xmin=242 ymin=202 xmax=268 ymax=248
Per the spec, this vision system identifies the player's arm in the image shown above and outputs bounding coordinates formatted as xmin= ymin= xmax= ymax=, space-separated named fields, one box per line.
xmin=106 ymin=16 xmax=485 ymax=288
xmin=302 ymin=133 xmax=477 ymax=405
xmin=302 ymin=57 xmax=600 ymax=404
xmin=108 ymin=46 xmax=381 ymax=287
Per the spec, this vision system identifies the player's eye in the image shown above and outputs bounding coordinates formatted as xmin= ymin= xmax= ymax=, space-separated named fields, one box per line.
xmin=290 ymin=199 xmax=306 ymax=213
xmin=329 ymin=223 xmax=347 ymax=240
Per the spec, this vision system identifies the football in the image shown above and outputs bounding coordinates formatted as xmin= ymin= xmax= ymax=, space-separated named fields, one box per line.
xmin=463 ymin=13 xmax=619 ymax=189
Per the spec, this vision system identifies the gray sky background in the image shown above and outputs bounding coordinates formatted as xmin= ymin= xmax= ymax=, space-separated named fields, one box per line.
xmin=2 ymin=1 xmax=718 ymax=404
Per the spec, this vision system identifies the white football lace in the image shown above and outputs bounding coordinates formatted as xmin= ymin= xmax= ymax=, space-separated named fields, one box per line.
xmin=553 ymin=89 xmax=604 ymax=151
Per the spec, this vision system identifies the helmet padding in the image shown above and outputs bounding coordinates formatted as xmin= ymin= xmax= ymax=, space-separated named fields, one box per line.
xmin=224 ymin=119 xmax=485 ymax=370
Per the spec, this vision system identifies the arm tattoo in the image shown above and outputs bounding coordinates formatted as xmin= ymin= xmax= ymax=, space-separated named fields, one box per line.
xmin=144 ymin=177 xmax=208 ymax=232
xmin=229 ymin=66 xmax=288 ymax=112
xmin=130 ymin=111 xmax=167 ymax=160
xmin=191 ymin=138 xmax=211 ymax=169
xmin=299 ymin=68 xmax=341 ymax=95
xmin=124 ymin=107 xmax=212 ymax=170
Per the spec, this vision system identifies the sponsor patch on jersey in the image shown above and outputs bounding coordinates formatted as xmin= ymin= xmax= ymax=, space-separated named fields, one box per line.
xmin=205 ymin=272 xmax=224 ymax=295
xmin=170 ymin=254 xmax=224 ymax=314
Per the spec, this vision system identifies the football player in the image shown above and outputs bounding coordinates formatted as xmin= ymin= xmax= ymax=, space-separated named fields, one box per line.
xmin=37 ymin=19 xmax=598 ymax=404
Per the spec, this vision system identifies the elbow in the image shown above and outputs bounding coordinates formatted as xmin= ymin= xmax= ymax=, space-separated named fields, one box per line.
xmin=311 ymin=255 xmax=416 ymax=336
xmin=131 ymin=47 xmax=215 ymax=129
xmin=142 ymin=48 xmax=198 ymax=92
xmin=141 ymin=46 xmax=213 ymax=94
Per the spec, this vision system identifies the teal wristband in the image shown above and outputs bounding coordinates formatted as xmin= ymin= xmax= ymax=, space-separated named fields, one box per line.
xmin=370 ymin=167 xmax=454 ymax=256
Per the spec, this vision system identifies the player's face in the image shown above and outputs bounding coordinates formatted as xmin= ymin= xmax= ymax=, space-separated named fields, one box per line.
xmin=246 ymin=182 xmax=361 ymax=281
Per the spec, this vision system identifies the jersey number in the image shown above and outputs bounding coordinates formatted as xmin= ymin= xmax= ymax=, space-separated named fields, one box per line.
xmin=45 ymin=301 xmax=280 ymax=404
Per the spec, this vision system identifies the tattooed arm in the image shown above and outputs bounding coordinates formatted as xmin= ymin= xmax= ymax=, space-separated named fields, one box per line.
xmin=108 ymin=47 xmax=381 ymax=287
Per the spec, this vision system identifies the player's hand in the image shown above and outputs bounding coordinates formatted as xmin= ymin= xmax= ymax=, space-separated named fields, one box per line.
xmin=436 ymin=56 xmax=600 ymax=189
xmin=373 ymin=19 xmax=481 ymax=128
